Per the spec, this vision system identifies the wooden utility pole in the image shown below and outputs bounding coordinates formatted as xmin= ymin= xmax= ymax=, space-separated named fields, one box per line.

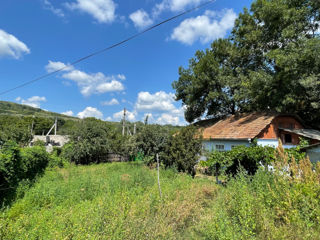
xmin=122 ymin=108 xmax=126 ymax=136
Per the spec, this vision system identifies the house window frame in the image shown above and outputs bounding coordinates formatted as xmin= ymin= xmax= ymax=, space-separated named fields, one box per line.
xmin=215 ymin=144 xmax=225 ymax=151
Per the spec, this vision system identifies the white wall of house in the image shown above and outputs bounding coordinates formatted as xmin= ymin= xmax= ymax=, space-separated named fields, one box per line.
xmin=202 ymin=140 xmax=250 ymax=152
xmin=257 ymin=139 xmax=296 ymax=149
xmin=203 ymin=138 xmax=297 ymax=153
xmin=256 ymin=139 xmax=278 ymax=148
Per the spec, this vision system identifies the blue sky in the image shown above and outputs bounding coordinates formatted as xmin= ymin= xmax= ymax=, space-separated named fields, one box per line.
xmin=0 ymin=0 xmax=253 ymax=125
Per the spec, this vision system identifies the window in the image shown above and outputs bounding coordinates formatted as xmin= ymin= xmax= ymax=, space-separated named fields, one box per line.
xmin=215 ymin=145 xmax=225 ymax=151
xmin=231 ymin=145 xmax=237 ymax=149
xmin=284 ymin=134 xmax=292 ymax=143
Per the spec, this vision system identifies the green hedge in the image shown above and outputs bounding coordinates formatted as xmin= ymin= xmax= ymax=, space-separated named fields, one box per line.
xmin=0 ymin=141 xmax=50 ymax=193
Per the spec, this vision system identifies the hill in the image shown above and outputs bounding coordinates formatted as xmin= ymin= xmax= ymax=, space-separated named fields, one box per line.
xmin=0 ymin=101 xmax=77 ymax=121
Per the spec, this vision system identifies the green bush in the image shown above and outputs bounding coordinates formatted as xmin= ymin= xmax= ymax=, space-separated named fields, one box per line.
xmin=201 ymin=145 xmax=276 ymax=177
xmin=135 ymin=124 xmax=170 ymax=161
xmin=0 ymin=142 xmax=50 ymax=205
xmin=68 ymin=118 xmax=116 ymax=164
xmin=0 ymin=141 xmax=23 ymax=188
xmin=162 ymin=126 xmax=202 ymax=177
xmin=20 ymin=146 xmax=49 ymax=180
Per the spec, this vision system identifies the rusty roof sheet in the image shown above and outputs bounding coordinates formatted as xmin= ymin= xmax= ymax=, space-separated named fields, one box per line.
xmin=199 ymin=113 xmax=277 ymax=140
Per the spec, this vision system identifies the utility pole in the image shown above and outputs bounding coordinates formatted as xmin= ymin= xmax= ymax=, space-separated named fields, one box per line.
xmin=133 ymin=123 xmax=136 ymax=135
xmin=54 ymin=118 xmax=57 ymax=135
xmin=31 ymin=115 xmax=35 ymax=135
xmin=122 ymin=108 xmax=126 ymax=136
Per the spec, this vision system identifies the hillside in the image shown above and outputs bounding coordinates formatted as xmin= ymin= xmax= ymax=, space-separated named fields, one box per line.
xmin=0 ymin=101 xmax=77 ymax=121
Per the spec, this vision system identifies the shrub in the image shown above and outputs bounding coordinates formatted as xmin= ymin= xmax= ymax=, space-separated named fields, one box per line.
xmin=20 ymin=146 xmax=49 ymax=180
xmin=162 ymin=126 xmax=202 ymax=177
xmin=135 ymin=124 xmax=170 ymax=161
xmin=68 ymin=118 xmax=116 ymax=164
xmin=201 ymin=145 xmax=276 ymax=178
xmin=0 ymin=141 xmax=23 ymax=188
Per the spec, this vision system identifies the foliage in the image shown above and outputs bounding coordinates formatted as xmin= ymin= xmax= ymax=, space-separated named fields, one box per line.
xmin=67 ymin=118 xmax=117 ymax=164
xmin=20 ymin=146 xmax=49 ymax=180
xmin=173 ymin=0 xmax=320 ymax=127
xmin=0 ymin=142 xmax=50 ymax=205
xmin=162 ymin=126 xmax=202 ymax=177
xmin=135 ymin=124 xmax=171 ymax=160
xmin=2 ymin=159 xmax=320 ymax=239
xmin=0 ymin=117 xmax=32 ymax=146
xmin=0 ymin=162 xmax=216 ymax=239
xmin=201 ymin=145 xmax=277 ymax=177
xmin=0 ymin=141 xmax=23 ymax=188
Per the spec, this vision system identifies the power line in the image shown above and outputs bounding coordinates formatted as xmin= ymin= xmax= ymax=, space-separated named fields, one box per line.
xmin=0 ymin=0 xmax=216 ymax=97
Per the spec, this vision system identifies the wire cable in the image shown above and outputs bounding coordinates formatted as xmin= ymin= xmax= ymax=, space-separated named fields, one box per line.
xmin=0 ymin=0 xmax=216 ymax=96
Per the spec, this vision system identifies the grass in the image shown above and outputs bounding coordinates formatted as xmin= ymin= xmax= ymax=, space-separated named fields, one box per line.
xmin=0 ymin=162 xmax=217 ymax=239
xmin=1 ymin=162 xmax=320 ymax=239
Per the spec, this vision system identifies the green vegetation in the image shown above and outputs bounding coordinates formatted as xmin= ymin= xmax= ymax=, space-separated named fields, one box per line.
xmin=162 ymin=126 xmax=202 ymax=177
xmin=0 ymin=162 xmax=216 ymax=239
xmin=0 ymin=142 xmax=52 ymax=205
xmin=1 ymin=158 xmax=320 ymax=239
xmin=173 ymin=0 xmax=320 ymax=128
xmin=0 ymin=101 xmax=77 ymax=121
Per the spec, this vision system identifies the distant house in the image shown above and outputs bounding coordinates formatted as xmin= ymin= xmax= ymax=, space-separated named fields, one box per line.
xmin=196 ymin=112 xmax=320 ymax=152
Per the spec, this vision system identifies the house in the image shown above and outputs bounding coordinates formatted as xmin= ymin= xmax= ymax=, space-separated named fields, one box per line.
xmin=196 ymin=112 xmax=320 ymax=152
xmin=301 ymin=143 xmax=320 ymax=163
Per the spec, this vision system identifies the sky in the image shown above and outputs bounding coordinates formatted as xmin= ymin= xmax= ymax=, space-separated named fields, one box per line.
xmin=0 ymin=0 xmax=253 ymax=125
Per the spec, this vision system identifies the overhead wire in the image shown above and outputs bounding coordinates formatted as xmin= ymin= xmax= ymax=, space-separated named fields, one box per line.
xmin=0 ymin=0 xmax=216 ymax=97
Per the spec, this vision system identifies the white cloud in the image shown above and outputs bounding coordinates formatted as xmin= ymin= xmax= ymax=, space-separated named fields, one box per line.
xmin=45 ymin=61 xmax=125 ymax=96
xmin=43 ymin=0 xmax=65 ymax=18
xmin=65 ymin=0 xmax=116 ymax=23
xmin=77 ymin=106 xmax=103 ymax=119
xmin=129 ymin=9 xmax=153 ymax=29
xmin=156 ymin=113 xmax=180 ymax=125
xmin=61 ymin=110 xmax=74 ymax=116
xmin=153 ymin=0 xmax=204 ymax=16
xmin=134 ymin=91 xmax=186 ymax=125
xmin=170 ymin=9 xmax=237 ymax=45
xmin=101 ymin=98 xmax=119 ymax=106
xmin=0 ymin=29 xmax=30 ymax=59
xmin=45 ymin=60 xmax=74 ymax=73
xmin=113 ymin=109 xmax=136 ymax=121
xmin=16 ymin=96 xmax=47 ymax=108
xmin=135 ymin=91 xmax=176 ymax=112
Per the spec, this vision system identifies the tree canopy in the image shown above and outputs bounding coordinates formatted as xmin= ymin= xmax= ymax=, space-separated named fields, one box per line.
xmin=173 ymin=0 xmax=320 ymax=127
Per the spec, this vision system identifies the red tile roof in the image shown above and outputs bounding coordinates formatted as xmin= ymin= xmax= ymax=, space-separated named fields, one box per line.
xmin=198 ymin=113 xmax=277 ymax=140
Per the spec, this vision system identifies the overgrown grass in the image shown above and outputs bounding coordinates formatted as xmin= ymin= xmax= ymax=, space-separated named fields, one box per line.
xmin=1 ymin=162 xmax=320 ymax=239
xmin=0 ymin=162 xmax=216 ymax=239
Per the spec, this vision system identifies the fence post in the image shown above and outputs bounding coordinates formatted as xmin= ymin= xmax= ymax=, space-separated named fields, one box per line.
xmin=156 ymin=153 xmax=162 ymax=199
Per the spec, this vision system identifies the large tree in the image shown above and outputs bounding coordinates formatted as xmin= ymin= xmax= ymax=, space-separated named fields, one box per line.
xmin=173 ymin=0 xmax=320 ymax=127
